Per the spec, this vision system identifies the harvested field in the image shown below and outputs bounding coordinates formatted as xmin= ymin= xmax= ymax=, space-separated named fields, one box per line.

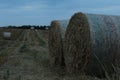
xmin=0 ymin=29 xmax=53 ymax=80
xmin=0 ymin=28 xmax=23 ymax=40
xmin=64 ymin=12 xmax=120 ymax=77
xmin=48 ymin=20 xmax=69 ymax=67
xmin=0 ymin=28 xmax=24 ymax=52
xmin=0 ymin=28 xmax=119 ymax=80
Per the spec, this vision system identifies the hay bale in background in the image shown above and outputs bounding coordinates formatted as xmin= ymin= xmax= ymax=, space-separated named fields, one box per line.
xmin=3 ymin=32 xmax=11 ymax=40
xmin=31 ymin=27 xmax=34 ymax=30
xmin=48 ymin=20 xmax=69 ymax=68
xmin=64 ymin=12 xmax=120 ymax=77
xmin=0 ymin=29 xmax=23 ymax=40
xmin=45 ymin=27 xmax=49 ymax=30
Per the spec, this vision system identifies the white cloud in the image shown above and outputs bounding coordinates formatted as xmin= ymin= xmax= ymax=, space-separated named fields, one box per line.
xmin=0 ymin=1 xmax=47 ymax=13
xmin=19 ymin=4 xmax=46 ymax=11
xmin=21 ymin=1 xmax=48 ymax=11
xmin=87 ymin=5 xmax=120 ymax=12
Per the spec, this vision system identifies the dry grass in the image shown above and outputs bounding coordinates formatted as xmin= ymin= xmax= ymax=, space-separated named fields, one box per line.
xmin=34 ymin=30 xmax=46 ymax=47
xmin=0 ymin=29 xmax=25 ymax=65
xmin=0 ymin=28 xmax=120 ymax=80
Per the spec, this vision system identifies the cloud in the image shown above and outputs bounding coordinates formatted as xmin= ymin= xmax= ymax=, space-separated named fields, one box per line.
xmin=0 ymin=1 xmax=47 ymax=13
xmin=87 ymin=5 xmax=120 ymax=12
xmin=1 ymin=0 xmax=120 ymax=26
xmin=19 ymin=4 xmax=46 ymax=11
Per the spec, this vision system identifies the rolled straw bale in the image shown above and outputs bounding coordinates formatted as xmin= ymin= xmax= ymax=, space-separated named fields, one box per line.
xmin=48 ymin=20 xmax=69 ymax=67
xmin=64 ymin=12 xmax=120 ymax=76
xmin=31 ymin=27 xmax=34 ymax=30
xmin=3 ymin=32 xmax=11 ymax=40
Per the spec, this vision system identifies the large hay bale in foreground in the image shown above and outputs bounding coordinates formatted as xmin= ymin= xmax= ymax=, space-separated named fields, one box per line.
xmin=65 ymin=12 xmax=120 ymax=77
xmin=48 ymin=20 xmax=69 ymax=67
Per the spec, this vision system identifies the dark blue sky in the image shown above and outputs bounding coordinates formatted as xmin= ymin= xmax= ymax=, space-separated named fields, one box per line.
xmin=0 ymin=0 xmax=120 ymax=26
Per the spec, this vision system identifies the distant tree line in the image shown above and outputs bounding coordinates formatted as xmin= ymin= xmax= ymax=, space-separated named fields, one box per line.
xmin=1 ymin=25 xmax=50 ymax=30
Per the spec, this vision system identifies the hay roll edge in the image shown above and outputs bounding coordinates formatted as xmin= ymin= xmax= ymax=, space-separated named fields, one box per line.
xmin=65 ymin=12 xmax=120 ymax=76
xmin=48 ymin=20 xmax=69 ymax=67
xmin=64 ymin=13 xmax=91 ymax=73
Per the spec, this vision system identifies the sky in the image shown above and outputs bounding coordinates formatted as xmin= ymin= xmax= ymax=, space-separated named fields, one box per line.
xmin=0 ymin=0 xmax=120 ymax=26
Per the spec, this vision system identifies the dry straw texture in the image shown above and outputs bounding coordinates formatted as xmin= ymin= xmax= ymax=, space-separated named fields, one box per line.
xmin=64 ymin=12 xmax=120 ymax=77
xmin=48 ymin=20 xmax=69 ymax=68
xmin=64 ymin=13 xmax=91 ymax=74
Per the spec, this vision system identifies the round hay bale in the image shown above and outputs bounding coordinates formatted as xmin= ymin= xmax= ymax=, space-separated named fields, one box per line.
xmin=3 ymin=32 xmax=11 ymax=40
xmin=31 ymin=27 xmax=34 ymax=30
xmin=48 ymin=20 xmax=69 ymax=67
xmin=64 ymin=12 xmax=120 ymax=77
xmin=64 ymin=13 xmax=91 ymax=74
xmin=45 ymin=27 xmax=49 ymax=30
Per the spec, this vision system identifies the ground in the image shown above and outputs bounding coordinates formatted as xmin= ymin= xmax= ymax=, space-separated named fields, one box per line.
xmin=0 ymin=29 xmax=115 ymax=80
